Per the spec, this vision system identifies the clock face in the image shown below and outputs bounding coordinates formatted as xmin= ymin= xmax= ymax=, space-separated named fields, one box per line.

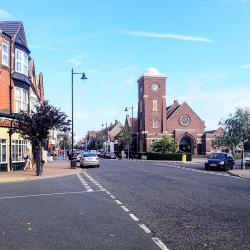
xmin=152 ymin=82 xmax=159 ymax=91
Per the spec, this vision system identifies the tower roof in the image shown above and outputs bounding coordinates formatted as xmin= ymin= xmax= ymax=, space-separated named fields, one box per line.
xmin=138 ymin=67 xmax=166 ymax=81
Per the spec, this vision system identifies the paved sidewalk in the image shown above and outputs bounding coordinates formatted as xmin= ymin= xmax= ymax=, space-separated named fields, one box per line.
xmin=229 ymin=169 xmax=250 ymax=180
xmin=0 ymin=160 xmax=82 ymax=183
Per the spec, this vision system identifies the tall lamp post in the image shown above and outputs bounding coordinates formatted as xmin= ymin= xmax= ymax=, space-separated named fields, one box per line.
xmin=71 ymin=68 xmax=87 ymax=167
xmin=102 ymin=123 xmax=108 ymax=152
xmin=124 ymin=106 xmax=133 ymax=159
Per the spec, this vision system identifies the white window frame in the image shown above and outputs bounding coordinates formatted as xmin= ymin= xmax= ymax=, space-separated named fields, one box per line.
xmin=15 ymin=87 xmax=29 ymax=113
xmin=153 ymin=100 xmax=158 ymax=111
xmin=2 ymin=42 xmax=9 ymax=66
xmin=12 ymin=140 xmax=27 ymax=163
xmin=15 ymin=49 xmax=28 ymax=76
xmin=153 ymin=118 xmax=159 ymax=128
xmin=0 ymin=139 xmax=7 ymax=163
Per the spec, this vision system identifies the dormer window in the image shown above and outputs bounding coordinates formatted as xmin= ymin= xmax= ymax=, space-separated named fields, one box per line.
xmin=2 ymin=42 xmax=9 ymax=66
xmin=15 ymin=49 xmax=28 ymax=76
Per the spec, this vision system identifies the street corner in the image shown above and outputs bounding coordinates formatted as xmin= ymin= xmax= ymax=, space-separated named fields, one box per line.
xmin=228 ymin=169 xmax=250 ymax=180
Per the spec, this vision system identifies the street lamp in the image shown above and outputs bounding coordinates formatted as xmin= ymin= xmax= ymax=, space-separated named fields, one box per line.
xmin=71 ymin=68 xmax=87 ymax=167
xmin=102 ymin=123 xmax=108 ymax=152
xmin=124 ymin=106 xmax=133 ymax=159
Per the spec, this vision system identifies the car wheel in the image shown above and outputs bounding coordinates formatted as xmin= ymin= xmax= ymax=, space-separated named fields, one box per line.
xmin=96 ymin=165 xmax=100 ymax=168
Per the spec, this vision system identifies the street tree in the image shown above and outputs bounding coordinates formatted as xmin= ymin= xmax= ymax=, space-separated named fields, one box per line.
xmin=117 ymin=125 xmax=131 ymax=156
xmin=57 ymin=131 xmax=71 ymax=151
xmin=219 ymin=107 xmax=250 ymax=169
xmin=151 ymin=136 xmax=178 ymax=153
xmin=14 ymin=101 xmax=71 ymax=175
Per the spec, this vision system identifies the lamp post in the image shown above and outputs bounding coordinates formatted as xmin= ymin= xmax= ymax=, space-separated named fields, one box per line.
xmin=124 ymin=106 xmax=133 ymax=159
xmin=71 ymin=68 xmax=87 ymax=167
xmin=102 ymin=123 xmax=108 ymax=152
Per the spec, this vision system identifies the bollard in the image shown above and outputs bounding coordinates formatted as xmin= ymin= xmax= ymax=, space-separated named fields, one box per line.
xmin=182 ymin=154 xmax=186 ymax=162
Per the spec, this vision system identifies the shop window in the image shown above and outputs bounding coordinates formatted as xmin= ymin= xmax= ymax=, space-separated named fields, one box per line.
xmin=0 ymin=139 xmax=7 ymax=163
xmin=12 ymin=140 xmax=27 ymax=162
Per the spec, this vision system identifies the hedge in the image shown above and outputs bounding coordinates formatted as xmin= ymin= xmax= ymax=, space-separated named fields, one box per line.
xmin=129 ymin=152 xmax=192 ymax=161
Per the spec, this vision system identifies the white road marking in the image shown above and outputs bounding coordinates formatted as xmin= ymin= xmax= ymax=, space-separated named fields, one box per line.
xmin=152 ymin=237 xmax=170 ymax=250
xmin=77 ymin=174 xmax=93 ymax=192
xmin=83 ymin=171 xmax=170 ymax=250
xmin=155 ymin=163 xmax=231 ymax=177
xmin=114 ymin=199 xmax=122 ymax=205
xmin=139 ymin=223 xmax=151 ymax=233
xmin=121 ymin=205 xmax=130 ymax=212
xmin=129 ymin=213 xmax=139 ymax=221
xmin=0 ymin=191 xmax=102 ymax=200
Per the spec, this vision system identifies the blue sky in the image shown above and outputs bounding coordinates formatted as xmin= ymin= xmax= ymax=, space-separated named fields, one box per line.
xmin=1 ymin=0 xmax=250 ymax=140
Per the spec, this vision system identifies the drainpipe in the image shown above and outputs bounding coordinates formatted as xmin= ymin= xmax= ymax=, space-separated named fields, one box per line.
xmin=3 ymin=32 xmax=13 ymax=171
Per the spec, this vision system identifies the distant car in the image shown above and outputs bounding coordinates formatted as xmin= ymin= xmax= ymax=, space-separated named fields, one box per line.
xmin=205 ymin=152 xmax=234 ymax=171
xmin=80 ymin=152 xmax=100 ymax=168
xmin=105 ymin=152 xmax=117 ymax=159
xmin=244 ymin=156 xmax=250 ymax=168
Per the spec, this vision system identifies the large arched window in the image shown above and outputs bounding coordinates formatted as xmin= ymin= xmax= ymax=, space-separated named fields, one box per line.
xmin=152 ymin=118 xmax=159 ymax=128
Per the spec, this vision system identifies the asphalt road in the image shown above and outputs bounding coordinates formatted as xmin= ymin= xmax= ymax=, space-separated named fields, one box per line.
xmin=86 ymin=159 xmax=250 ymax=250
xmin=0 ymin=159 xmax=250 ymax=250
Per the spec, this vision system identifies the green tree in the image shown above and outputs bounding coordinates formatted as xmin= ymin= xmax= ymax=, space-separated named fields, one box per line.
xmin=117 ymin=125 xmax=131 ymax=153
xmin=14 ymin=101 xmax=71 ymax=176
xmin=151 ymin=136 xmax=178 ymax=153
xmin=219 ymin=107 xmax=250 ymax=169
xmin=57 ymin=131 xmax=71 ymax=151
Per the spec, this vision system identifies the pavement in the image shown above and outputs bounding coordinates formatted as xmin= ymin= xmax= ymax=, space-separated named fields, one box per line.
xmin=0 ymin=159 xmax=82 ymax=183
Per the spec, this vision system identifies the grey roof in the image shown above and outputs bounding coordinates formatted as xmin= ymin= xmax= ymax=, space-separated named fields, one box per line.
xmin=0 ymin=21 xmax=28 ymax=48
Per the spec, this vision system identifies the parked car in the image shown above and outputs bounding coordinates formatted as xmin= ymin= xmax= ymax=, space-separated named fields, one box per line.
xmin=244 ymin=155 xmax=250 ymax=168
xmin=80 ymin=152 xmax=100 ymax=168
xmin=205 ymin=152 xmax=234 ymax=171
xmin=104 ymin=152 xmax=117 ymax=159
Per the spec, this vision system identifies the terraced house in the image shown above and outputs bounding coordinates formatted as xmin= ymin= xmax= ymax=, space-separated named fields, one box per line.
xmin=0 ymin=21 xmax=44 ymax=172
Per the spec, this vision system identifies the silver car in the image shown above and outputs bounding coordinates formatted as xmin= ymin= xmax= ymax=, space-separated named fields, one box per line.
xmin=80 ymin=152 xmax=100 ymax=168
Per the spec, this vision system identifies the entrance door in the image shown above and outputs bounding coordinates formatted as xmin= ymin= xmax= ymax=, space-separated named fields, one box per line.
xmin=179 ymin=137 xmax=192 ymax=153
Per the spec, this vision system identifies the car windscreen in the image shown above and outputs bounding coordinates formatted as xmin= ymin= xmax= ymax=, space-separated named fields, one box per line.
xmin=83 ymin=153 xmax=97 ymax=157
xmin=210 ymin=153 xmax=226 ymax=159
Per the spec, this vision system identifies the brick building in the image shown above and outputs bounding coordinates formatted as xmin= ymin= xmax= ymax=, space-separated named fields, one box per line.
xmin=0 ymin=21 xmax=44 ymax=171
xmin=128 ymin=68 xmax=222 ymax=155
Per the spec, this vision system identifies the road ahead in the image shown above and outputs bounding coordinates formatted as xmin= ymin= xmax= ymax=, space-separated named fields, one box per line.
xmin=0 ymin=159 xmax=250 ymax=250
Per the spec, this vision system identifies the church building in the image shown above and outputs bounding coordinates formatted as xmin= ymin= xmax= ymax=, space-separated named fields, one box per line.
xmin=128 ymin=68 xmax=222 ymax=155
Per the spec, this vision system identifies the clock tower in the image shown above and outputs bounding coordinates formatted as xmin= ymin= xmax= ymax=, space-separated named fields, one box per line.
xmin=137 ymin=68 xmax=167 ymax=152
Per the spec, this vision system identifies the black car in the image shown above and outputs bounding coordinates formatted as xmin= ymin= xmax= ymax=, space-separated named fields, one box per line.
xmin=205 ymin=152 xmax=234 ymax=171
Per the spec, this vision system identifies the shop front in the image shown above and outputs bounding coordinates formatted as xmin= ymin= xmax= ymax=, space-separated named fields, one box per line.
xmin=0 ymin=117 xmax=28 ymax=172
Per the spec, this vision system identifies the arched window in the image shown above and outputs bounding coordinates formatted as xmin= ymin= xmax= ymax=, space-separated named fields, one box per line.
xmin=152 ymin=118 xmax=159 ymax=128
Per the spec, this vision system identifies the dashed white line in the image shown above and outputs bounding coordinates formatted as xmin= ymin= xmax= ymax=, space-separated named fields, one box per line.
xmin=110 ymin=195 xmax=116 ymax=199
xmin=139 ymin=223 xmax=151 ymax=233
xmin=129 ymin=213 xmax=139 ymax=222
xmin=114 ymin=199 xmax=122 ymax=205
xmin=152 ymin=237 xmax=170 ymax=250
xmin=121 ymin=205 xmax=130 ymax=212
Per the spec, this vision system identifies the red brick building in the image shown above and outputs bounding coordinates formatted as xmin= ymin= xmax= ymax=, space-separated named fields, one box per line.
xmin=0 ymin=21 xmax=44 ymax=171
xmin=130 ymin=68 xmax=222 ymax=155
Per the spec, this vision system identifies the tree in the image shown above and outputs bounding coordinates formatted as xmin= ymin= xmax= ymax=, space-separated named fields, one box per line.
xmin=151 ymin=136 xmax=178 ymax=153
xmin=14 ymin=101 xmax=71 ymax=176
xmin=57 ymin=131 xmax=71 ymax=151
xmin=117 ymin=125 xmax=131 ymax=156
xmin=219 ymin=107 xmax=250 ymax=169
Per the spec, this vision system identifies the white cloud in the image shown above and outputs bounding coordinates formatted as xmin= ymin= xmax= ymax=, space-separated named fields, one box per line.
xmin=240 ymin=64 xmax=250 ymax=69
xmin=30 ymin=44 xmax=62 ymax=51
xmin=0 ymin=9 xmax=14 ymax=19
xmin=121 ymin=30 xmax=214 ymax=43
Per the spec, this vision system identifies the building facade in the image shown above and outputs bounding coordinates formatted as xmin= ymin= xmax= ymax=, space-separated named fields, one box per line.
xmin=129 ymin=68 xmax=222 ymax=155
xmin=0 ymin=21 xmax=44 ymax=171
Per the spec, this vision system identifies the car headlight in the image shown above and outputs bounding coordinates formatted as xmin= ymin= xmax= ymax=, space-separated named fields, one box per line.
xmin=219 ymin=161 xmax=225 ymax=165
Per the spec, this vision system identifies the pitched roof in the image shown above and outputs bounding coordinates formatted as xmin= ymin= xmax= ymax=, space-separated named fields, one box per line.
xmin=0 ymin=21 xmax=28 ymax=48
xmin=166 ymin=100 xmax=181 ymax=118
